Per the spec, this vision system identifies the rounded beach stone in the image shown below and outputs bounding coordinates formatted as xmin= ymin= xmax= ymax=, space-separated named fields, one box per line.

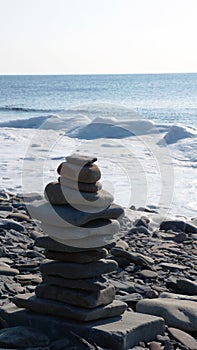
xmin=35 ymin=283 xmax=115 ymax=308
xmin=59 ymin=177 xmax=102 ymax=193
xmin=35 ymin=235 xmax=112 ymax=252
xmin=45 ymin=182 xmax=113 ymax=208
xmin=40 ymin=259 xmax=118 ymax=279
xmin=28 ymin=199 xmax=124 ymax=227
xmin=44 ymin=248 xmax=108 ymax=263
xmin=41 ymin=219 xmax=120 ymax=240
xmin=57 ymin=162 xmax=101 ymax=183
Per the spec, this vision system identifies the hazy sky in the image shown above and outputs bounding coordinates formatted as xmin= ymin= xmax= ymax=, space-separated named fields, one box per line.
xmin=0 ymin=0 xmax=197 ymax=74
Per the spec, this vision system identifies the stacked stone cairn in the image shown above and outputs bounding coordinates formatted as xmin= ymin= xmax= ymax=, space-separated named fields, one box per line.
xmin=13 ymin=154 xmax=127 ymax=322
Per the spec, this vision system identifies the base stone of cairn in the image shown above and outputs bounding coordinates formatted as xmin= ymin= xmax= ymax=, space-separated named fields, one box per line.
xmin=9 ymin=154 xmax=164 ymax=349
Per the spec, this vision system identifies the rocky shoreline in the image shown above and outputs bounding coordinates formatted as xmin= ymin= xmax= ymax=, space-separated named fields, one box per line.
xmin=0 ymin=190 xmax=197 ymax=350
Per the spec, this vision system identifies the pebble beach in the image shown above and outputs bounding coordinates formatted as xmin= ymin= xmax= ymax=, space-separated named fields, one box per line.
xmin=0 ymin=187 xmax=196 ymax=349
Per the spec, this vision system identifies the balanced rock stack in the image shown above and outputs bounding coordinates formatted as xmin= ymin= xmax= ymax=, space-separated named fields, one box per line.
xmin=13 ymin=154 xmax=127 ymax=322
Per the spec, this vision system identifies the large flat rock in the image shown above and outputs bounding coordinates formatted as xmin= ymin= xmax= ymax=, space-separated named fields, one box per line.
xmin=0 ymin=303 xmax=165 ymax=350
xmin=27 ymin=200 xmax=124 ymax=227
xmin=136 ymin=298 xmax=197 ymax=332
xmin=13 ymin=293 xmax=126 ymax=322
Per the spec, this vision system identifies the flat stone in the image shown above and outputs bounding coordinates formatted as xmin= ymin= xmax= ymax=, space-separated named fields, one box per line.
xmin=44 ymin=248 xmax=108 ymax=263
xmin=0 ymin=326 xmax=49 ymax=348
xmin=42 ymin=275 xmax=109 ymax=291
xmin=168 ymin=327 xmax=197 ymax=350
xmin=66 ymin=154 xmax=97 ymax=166
xmin=160 ymin=262 xmax=187 ymax=271
xmin=111 ymin=247 xmax=154 ymax=268
xmin=7 ymin=212 xmax=31 ymax=222
xmin=1 ymin=302 xmax=164 ymax=349
xmin=35 ymin=283 xmax=115 ymax=308
xmin=16 ymin=274 xmax=42 ymax=285
xmin=117 ymin=293 xmax=143 ymax=308
xmin=59 ymin=177 xmax=102 ymax=193
xmin=36 ymin=235 xmax=115 ymax=252
xmin=57 ymin=162 xmax=101 ymax=184
xmin=176 ymin=278 xmax=197 ymax=295
xmin=28 ymin=200 xmax=124 ymax=227
xmin=40 ymin=259 xmax=118 ymax=279
xmin=0 ymin=210 xmax=12 ymax=218
xmin=110 ymin=280 xmax=136 ymax=293
xmin=160 ymin=292 xmax=197 ymax=302
xmin=35 ymin=236 xmax=93 ymax=252
xmin=12 ymin=295 xmax=126 ymax=322
xmin=0 ymin=266 xmax=19 ymax=276
xmin=0 ymin=218 xmax=25 ymax=232
xmin=138 ymin=270 xmax=158 ymax=279
xmin=41 ymin=220 xmax=119 ymax=249
xmin=136 ymin=298 xmax=197 ymax=331
xmin=44 ymin=182 xmax=113 ymax=208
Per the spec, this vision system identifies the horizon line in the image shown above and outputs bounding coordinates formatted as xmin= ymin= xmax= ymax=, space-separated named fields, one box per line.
xmin=0 ymin=71 xmax=196 ymax=76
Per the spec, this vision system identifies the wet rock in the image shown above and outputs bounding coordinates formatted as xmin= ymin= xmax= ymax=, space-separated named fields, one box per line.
xmin=160 ymin=220 xmax=197 ymax=234
xmin=129 ymin=226 xmax=151 ymax=235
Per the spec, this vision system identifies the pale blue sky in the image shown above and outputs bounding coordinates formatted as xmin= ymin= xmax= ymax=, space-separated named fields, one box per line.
xmin=0 ymin=0 xmax=197 ymax=74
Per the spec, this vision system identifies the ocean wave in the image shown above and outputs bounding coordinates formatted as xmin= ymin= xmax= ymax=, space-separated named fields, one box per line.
xmin=0 ymin=106 xmax=65 ymax=113
xmin=0 ymin=102 xmax=140 ymax=118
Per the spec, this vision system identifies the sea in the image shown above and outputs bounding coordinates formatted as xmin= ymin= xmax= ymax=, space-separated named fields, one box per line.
xmin=0 ymin=73 xmax=196 ymax=218
xmin=0 ymin=73 xmax=197 ymax=125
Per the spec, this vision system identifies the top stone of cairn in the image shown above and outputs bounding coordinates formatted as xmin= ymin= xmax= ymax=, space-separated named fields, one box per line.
xmin=65 ymin=154 xmax=98 ymax=166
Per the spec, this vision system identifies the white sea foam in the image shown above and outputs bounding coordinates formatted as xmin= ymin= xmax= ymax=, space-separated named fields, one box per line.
xmin=0 ymin=116 xmax=196 ymax=218
xmin=159 ymin=124 xmax=197 ymax=145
